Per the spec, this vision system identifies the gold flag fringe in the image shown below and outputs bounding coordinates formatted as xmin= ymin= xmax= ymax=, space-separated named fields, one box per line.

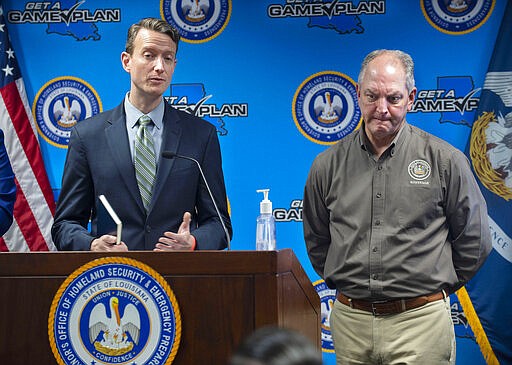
xmin=456 ymin=287 xmax=500 ymax=364
xmin=470 ymin=112 xmax=512 ymax=201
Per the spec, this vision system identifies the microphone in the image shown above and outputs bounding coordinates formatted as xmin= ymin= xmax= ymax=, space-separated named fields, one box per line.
xmin=161 ymin=151 xmax=231 ymax=250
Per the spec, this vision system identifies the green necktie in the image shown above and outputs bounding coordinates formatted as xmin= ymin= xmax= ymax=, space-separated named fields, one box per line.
xmin=135 ymin=115 xmax=156 ymax=212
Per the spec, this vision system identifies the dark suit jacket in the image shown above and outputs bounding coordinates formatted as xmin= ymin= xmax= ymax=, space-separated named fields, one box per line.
xmin=52 ymin=101 xmax=232 ymax=250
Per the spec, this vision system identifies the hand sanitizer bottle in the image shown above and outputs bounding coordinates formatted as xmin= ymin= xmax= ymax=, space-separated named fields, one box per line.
xmin=256 ymin=189 xmax=276 ymax=251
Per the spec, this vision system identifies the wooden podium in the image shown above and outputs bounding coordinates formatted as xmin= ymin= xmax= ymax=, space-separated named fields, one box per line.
xmin=0 ymin=249 xmax=320 ymax=364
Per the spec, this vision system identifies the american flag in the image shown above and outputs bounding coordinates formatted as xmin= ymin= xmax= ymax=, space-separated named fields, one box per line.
xmin=0 ymin=5 xmax=56 ymax=251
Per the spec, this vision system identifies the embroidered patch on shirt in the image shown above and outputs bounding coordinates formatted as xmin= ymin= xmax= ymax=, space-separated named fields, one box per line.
xmin=408 ymin=159 xmax=431 ymax=183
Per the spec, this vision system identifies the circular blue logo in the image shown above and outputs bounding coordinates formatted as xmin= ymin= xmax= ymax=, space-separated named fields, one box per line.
xmin=49 ymin=257 xmax=181 ymax=365
xmin=33 ymin=76 xmax=102 ymax=148
xmin=421 ymin=0 xmax=494 ymax=35
xmin=313 ymin=280 xmax=336 ymax=353
xmin=161 ymin=0 xmax=231 ymax=43
xmin=293 ymin=71 xmax=361 ymax=145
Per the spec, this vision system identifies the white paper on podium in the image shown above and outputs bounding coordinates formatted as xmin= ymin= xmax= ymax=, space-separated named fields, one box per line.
xmin=98 ymin=194 xmax=122 ymax=244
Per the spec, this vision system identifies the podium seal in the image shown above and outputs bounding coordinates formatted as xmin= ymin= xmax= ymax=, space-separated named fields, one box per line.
xmin=48 ymin=257 xmax=181 ymax=365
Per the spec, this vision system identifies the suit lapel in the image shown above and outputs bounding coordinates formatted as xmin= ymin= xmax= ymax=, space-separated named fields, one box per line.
xmin=150 ymin=105 xmax=182 ymax=210
xmin=104 ymin=104 xmax=146 ymax=215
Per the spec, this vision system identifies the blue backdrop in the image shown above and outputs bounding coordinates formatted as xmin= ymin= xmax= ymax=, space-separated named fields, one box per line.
xmin=3 ymin=1 xmax=509 ymax=364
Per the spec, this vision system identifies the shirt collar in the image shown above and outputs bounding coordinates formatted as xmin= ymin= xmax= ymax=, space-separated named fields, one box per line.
xmin=358 ymin=124 xmax=370 ymax=151
xmin=124 ymin=93 xmax=165 ymax=130
xmin=358 ymin=121 xmax=407 ymax=157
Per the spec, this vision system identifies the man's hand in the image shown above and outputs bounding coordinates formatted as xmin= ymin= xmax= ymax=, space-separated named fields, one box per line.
xmin=154 ymin=212 xmax=196 ymax=251
xmin=90 ymin=235 xmax=128 ymax=251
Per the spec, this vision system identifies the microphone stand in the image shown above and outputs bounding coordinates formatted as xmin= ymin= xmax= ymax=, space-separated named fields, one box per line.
xmin=161 ymin=151 xmax=231 ymax=250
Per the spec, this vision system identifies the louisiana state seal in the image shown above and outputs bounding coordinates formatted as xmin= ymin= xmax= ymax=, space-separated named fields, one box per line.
xmin=48 ymin=257 xmax=181 ymax=365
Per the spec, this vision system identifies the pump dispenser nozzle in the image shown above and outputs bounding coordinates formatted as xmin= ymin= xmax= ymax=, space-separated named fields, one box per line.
xmin=256 ymin=189 xmax=272 ymax=214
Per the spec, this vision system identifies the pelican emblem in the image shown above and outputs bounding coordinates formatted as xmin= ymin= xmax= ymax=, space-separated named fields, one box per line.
xmin=54 ymin=96 xmax=81 ymax=128
xmin=314 ymin=92 xmax=343 ymax=124
xmin=483 ymin=71 xmax=512 ymax=107
xmin=183 ymin=0 xmax=209 ymax=22
xmin=447 ymin=0 xmax=469 ymax=13
xmin=89 ymin=296 xmax=141 ymax=355
xmin=486 ymin=112 xmax=512 ymax=190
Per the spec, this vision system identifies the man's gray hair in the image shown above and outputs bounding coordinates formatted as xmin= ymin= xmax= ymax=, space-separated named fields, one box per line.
xmin=358 ymin=49 xmax=415 ymax=92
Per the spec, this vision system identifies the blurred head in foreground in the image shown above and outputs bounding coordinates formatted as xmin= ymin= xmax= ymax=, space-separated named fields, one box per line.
xmin=229 ymin=326 xmax=323 ymax=365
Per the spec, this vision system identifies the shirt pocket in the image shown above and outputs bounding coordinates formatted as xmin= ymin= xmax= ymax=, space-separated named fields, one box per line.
xmin=397 ymin=185 xmax=443 ymax=231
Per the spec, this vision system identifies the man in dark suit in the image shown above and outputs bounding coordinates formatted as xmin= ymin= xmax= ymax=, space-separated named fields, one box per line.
xmin=52 ymin=18 xmax=232 ymax=251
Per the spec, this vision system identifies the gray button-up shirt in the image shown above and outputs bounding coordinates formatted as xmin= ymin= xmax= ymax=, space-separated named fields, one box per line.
xmin=303 ymin=122 xmax=492 ymax=300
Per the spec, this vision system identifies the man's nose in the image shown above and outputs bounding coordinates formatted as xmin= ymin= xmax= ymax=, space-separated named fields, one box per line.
xmin=376 ymin=97 xmax=388 ymax=114
xmin=154 ymin=56 xmax=165 ymax=71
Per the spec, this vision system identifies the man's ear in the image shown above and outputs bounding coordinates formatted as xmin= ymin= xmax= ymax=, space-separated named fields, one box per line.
xmin=121 ymin=52 xmax=131 ymax=73
xmin=407 ymin=87 xmax=417 ymax=111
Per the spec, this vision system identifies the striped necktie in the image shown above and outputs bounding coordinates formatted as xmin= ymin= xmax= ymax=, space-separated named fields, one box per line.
xmin=135 ymin=115 xmax=156 ymax=212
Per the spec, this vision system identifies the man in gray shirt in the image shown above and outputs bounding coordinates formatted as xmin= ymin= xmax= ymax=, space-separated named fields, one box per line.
xmin=303 ymin=49 xmax=492 ymax=364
